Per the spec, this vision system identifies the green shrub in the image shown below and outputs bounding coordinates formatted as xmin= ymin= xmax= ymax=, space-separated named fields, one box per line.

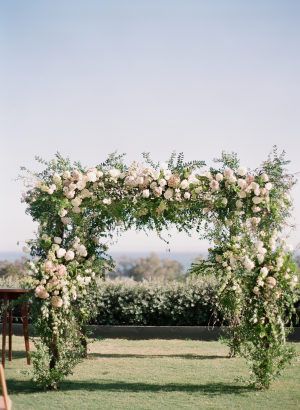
xmin=93 ymin=277 xmax=221 ymax=326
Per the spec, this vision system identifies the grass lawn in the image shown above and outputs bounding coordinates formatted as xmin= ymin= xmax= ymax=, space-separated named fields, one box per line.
xmin=4 ymin=337 xmax=300 ymax=410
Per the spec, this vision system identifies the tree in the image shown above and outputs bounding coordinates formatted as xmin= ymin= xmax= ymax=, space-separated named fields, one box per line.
xmin=112 ymin=253 xmax=184 ymax=281
xmin=0 ymin=258 xmax=27 ymax=281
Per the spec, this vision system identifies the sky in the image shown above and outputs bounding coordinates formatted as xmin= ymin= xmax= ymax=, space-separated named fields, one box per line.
xmin=0 ymin=1 xmax=300 ymax=255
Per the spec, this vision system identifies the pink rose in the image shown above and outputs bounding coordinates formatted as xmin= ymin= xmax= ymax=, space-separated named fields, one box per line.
xmin=246 ymin=175 xmax=254 ymax=184
xmin=44 ymin=260 xmax=54 ymax=272
xmin=51 ymin=296 xmax=63 ymax=308
xmin=57 ymin=264 xmax=67 ymax=276
xmin=35 ymin=285 xmax=49 ymax=299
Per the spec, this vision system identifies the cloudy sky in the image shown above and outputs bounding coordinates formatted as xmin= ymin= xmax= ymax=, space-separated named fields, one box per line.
xmin=0 ymin=1 xmax=299 ymax=254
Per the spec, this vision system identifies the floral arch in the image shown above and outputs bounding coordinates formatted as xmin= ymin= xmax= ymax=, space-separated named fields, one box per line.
xmin=21 ymin=149 xmax=298 ymax=389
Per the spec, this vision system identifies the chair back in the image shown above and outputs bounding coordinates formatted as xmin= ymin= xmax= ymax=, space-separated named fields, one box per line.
xmin=0 ymin=365 xmax=11 ymax=410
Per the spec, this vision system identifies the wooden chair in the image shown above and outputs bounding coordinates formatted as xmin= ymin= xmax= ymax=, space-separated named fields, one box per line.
xmin=1 ymin=290 xmax=30 ymax=368
xmin=0 ymin=365 xmax=11 ymax=410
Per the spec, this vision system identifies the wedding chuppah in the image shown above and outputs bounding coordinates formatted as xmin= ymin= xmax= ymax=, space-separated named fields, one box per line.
xmin=21 ymin=149 xmax=298 ymax=389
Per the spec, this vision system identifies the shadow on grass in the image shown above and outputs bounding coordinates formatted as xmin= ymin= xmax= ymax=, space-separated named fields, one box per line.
xmin=3 ymin=351 xmax=29 ymax=360
xmin=5 ymin=350 xmax=228 ymax=360
xmin=7 ymin=378 xmax=255 ymax=397
xmin=88 ymin=353 xmax=228 ymax=360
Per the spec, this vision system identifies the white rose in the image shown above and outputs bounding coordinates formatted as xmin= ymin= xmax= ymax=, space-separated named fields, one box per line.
xmin=80 ymin=188 xmax=92 ymax=198
xmin=77 ymin=244 xmax=87 ymax=257
xmin=85 ymin=277 xmax=91 ymax=285
xmin=65 ymin=190 xmax=75 ymax=199
xmin=72 ymin=170 xmax=81 ymax=180
xmin=257 ymin=254 xmax=265 ymax=264
xmin=159 ymin=179 xmax=167 ymax=187
xmin=56 ymin=248 xmax=66 ymax=259
xmin=61 ymin=217 xmax=72 ymax=225
xmin=96 ymin=170 xmax=103 ymax=178
xmin=136 ymin=176 xmax=144 ymax=185
xmin=236 ymin=200 xmax=243 ymax=209
xmin=71 ymin=197 xmax=82 ymax=207
xmin=266 ymin=276 xmax=276 ymax=289
xmin=184 ymin=192 xmax=191 ymax=200
xmin=53 ymin=173 xmax=62 ymax=185
xmin=255 ymin=240 xmax=264 ymax=250
xmin=188 ymin=174 xmax=198 ymax=184
xmin=228 ymin=175 xmax=237 ymax=184
xmin=253 ymin=286 xmax=260 ymax=296
xmin=204 ymin=171 xmax=213 ymax=180
xmin=260 ymin=267 xmax=269 ymax=278
xmin=51 ymin=296 xmax=63 ymax=308
xmin=164 ymin=188 xmax=173 ymax=200
xmin=63 ymin=171 xmax=71 ymax=179
xmin=261 ymin=173 xmax=269 ymax=182
xmin=124 ymin=175 xmax=135 ymax=186
xmin=65 ymin=250 xmax=75 ymax=261
xmin=35 ymin=286 xmax=49 ymax=300
xmin=210 ymin=180 xmax=219 ymax=191
xmin=142 ymin=189 xmax=150 ymax=198
xmin=238 ymin=190 xmax=247 ymax=199
xmin=250 ymin=182 xmax=259 ymax=191
xmin=215 ymin=173 xmax=223 ymax=182
xmin=153 ymin=186 xmax=163 ymax=197
xmin=260 ymin=188 xmax=267 ymax=196
xmin=244 ymin=257 xmax=255 ymax=271
xmin=163 ymin=169 xmax=172 ymax=180
xmin=40 ymin=184 xmax=49 ymax=192
xmin=254 ymin=187 xmax=260 ymax=196
xmin=59 ymin=209 xmax=68 ymax=217
xmin=252 ymin=196 xmax=262 ymax=204
xmin=265 ymin=182 xmax=273 ymax=191
xmin=54 ymin=237 xmax=62 ymax=245
xmin=76 ymin=179 xmax=87 ymax=191
xmin=103 ymin=198 xmax=112 ymax=205
xmin=109 ymin=168 xmax=121 ymax=179
xmin=180 ymin=179 xmax=189 ymax=189
xmin=47 ymin=184 xmax=57 ymax=195
xmin=237 ymin=167 xmax=247 ymax=176
xmin=52 ymin=244 xmax=59 ymax=253
xmin=221 ymin=198 xmax=228 ymax=206
xmin=224 ymin=168 xmax=234 ymax=179
xmin=250 ymin=216 xmax=261 ymax=225
xmin=238 ymin=179 xmax=247 ymax=189
xmin=151 ymin=171 xmax=160 ymax=180
xmin=86 ymin=171 xmax=97 ymax=182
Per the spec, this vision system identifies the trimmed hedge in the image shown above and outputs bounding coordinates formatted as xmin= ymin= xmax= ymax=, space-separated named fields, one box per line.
xmin=93 ymin=277 xmax=221 ymax=326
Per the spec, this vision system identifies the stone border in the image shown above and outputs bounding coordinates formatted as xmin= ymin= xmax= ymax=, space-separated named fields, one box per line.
xmin=4 ymin=324 xmax=300 ymax=341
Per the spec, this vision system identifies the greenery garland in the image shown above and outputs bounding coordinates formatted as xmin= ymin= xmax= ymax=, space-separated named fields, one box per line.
xmin=20 ymin=148 xmax=298 ymax=389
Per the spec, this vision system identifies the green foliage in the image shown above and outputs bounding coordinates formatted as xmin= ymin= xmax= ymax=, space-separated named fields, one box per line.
xmin=94 ymin=277 xmax=219 ymax=326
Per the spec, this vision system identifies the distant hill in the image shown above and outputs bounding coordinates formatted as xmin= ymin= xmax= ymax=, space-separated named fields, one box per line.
xmin=0 ymin=251 xmax=204 ymax=270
